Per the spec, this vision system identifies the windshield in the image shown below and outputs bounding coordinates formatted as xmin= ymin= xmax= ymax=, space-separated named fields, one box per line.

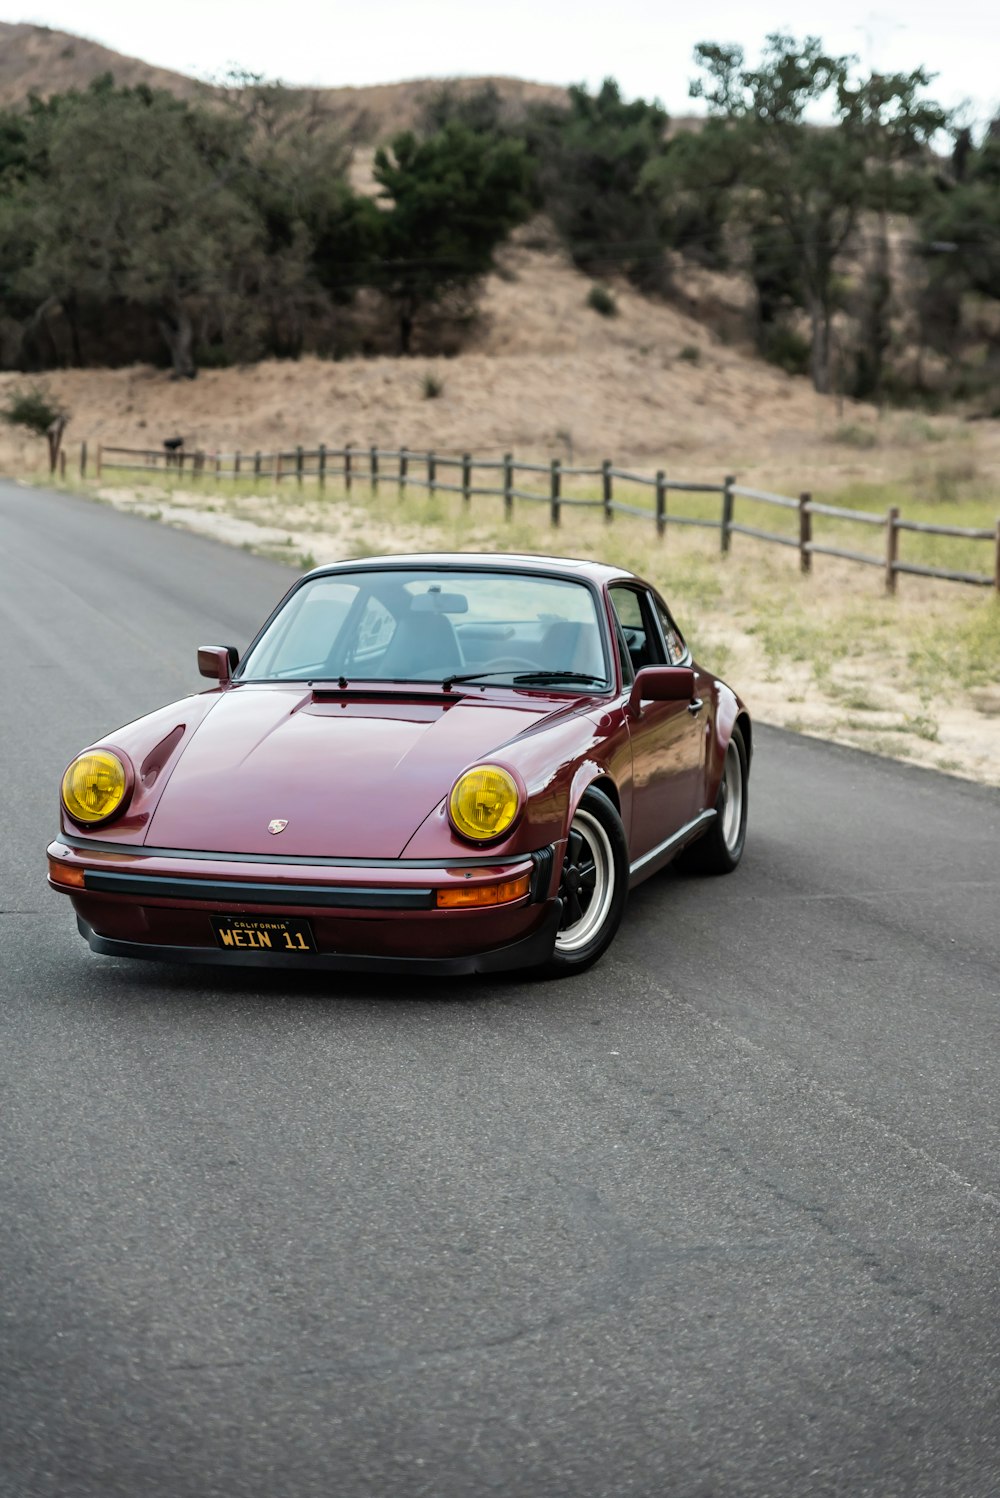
xmin=239 ymin=568 xmax=611 ymax=689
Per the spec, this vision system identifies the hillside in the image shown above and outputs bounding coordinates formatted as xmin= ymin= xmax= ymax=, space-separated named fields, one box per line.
xmin=5 ymin=236 xmax=993 ymax=494
xmin=0 ymin=22 xmax=566 ymax=139
xmin=0 ymin=21 xmax=212 ymax=105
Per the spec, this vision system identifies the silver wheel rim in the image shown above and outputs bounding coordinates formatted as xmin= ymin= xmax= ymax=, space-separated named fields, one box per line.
xmin=720 ymin=739 xmax=743 ymax=852
xmin=555 ymin=808 xmax=615 ymax=954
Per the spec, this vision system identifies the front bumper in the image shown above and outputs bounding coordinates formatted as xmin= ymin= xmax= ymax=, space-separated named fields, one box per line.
xmin=75 ymin=909 xmax=561 ymax=976
xmin=48 ymin=837 xmax=561 ymax=976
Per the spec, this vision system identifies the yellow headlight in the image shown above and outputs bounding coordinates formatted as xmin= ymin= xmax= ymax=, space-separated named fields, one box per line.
xmin=61 ymin=750 xmax=128 ymax=825
xmin=449 ymin=765 xmax=520 ymax=842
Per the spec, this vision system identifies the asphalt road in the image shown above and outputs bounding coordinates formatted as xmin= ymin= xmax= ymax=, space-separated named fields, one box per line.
xmin=2 ymin=481 xmax=999 ymax=1498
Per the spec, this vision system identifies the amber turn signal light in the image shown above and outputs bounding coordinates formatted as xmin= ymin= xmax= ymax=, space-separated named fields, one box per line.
xmin=48 ymin=857 xmax=86 ymax=888
xmin=435 ymin=873 xmax=531 ymax=909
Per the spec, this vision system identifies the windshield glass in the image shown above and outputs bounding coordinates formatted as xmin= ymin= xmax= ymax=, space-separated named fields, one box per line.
xmin=239 ymin=568 xmax=610 ymax=689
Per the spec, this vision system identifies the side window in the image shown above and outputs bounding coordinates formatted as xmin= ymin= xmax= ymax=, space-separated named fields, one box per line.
xmin=609 ymin=586 xmax=664 ymax=675
xmin=654 ymin=598 xmax=688 ymax=665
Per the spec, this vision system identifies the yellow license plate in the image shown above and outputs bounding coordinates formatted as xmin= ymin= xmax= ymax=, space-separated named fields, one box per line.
xmin=210 ymin=914 xmax=317 ymax=953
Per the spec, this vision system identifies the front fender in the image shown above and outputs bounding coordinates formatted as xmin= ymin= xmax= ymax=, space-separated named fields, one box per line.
xmin=400 ymin=709 xmax=628 ymax=861
xmin=706 ymin=682 xmax=751 ymax=805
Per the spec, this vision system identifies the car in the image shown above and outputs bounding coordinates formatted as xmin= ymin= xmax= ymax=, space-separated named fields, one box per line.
xmin=47 ymin=553 xmax=751 ymax=978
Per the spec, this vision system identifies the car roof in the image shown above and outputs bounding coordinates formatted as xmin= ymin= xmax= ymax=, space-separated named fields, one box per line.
xmin=305 ymin=552 xmax=639 ymax=587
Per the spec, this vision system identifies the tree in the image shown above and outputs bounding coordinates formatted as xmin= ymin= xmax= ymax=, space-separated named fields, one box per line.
xmin=1 ymin=380 xmax=68 ymax=470
xmin=525 ymin=80 xmax=670 ymax=289
xmin=687 ymin=36 xmax=949 ymax=394
xmin=222 ymin=76 xmax=375 ymax=358
xmin=837 ymin=69 xmax=947 ymax=397
xmin=689 ymin=35 xmax=864 ymax=392
xmin=371 ymin=122 xmax=533 ymax=353
xmin=0 ymin=79 xmax=262 ymax=377
xmin=917 ymin=123 xmax=1000 ymax=377
xmin=641 ymin=117 xmax=743 ymax=271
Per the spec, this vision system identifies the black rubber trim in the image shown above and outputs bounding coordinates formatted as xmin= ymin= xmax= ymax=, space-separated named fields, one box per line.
xmin=529 ymin=846 xmax=555 ymax=903
xmin=76 ymin=906 xmax=562 ymax=977
xmin=82 ymin=870 xmax=435 ymax=910
xmin=58 ymin=832 xmax=539 ymax=871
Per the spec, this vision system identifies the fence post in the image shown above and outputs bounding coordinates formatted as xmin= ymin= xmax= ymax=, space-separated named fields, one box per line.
xmin=95 ymin=444 xmax=102 ymax=478
xmin=59 ymin=449 xmax=66 ymax=480
xmin=254 ymin=450 xmax=261 ymax=480
xmin=294 ymin=446 xmax=303 ymax=487
xmin=318 ymin=443 xmax=326 ymax=491
xmin=344 ymin=444 xmax=352 ymax=494
xmin=602 ymin=459 xmax=613 ymax=524
xmin=399 ymin=446 xmax=408 ymax=497
xmin=720 ymin=475 xmax=735 ymax=554
xmin=462 ymin=452 xmax=472 ymax=507
xmin=80 ymin=440 xmax=87 ymax=478
xmin=503 ymin=453 xmax=513 ymax=520
xmin=234 ymin=449 xmax=241 ymax=478
xmin=885 ymin=505 xmax=900 ymax=594
xmin=655 ymin=471 xmax=667 ymax=538
xmin=550 ymin=459 xmax=561 ymax=527
xmin=370 ymin=444 xmax=379 ymax=494
xmin=275 ymin=451 xmax=283 ymax=483
xmin=195 ymin=451 xmax=205 ymax=478
xmin=428 ymin=450 xmax=436 ymax=497
xmin=798 ymin=493 xmax=812 ymax=574
xmin=993 ymin=519 xmax=1000 ymax=593
xmin=213 ymin=452 xmax=221 ymax=478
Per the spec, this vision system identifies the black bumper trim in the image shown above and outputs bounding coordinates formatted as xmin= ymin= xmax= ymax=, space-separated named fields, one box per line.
xmin=76 ymin=906 xmax=562 ymax=977
xmin=60 ymin=831 xmax=552 ymax=871
xmin=82 ymin=869 xmax=436 ymax=909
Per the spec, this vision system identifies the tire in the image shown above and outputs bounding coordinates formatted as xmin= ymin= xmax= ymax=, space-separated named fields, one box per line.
xmin=541 ymin=788 xmax=629 ymax=977
xmin=681 ymin=723 xmax=748 ymax=876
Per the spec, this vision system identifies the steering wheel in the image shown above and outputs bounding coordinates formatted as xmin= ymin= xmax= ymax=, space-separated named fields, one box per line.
xmin=479 ymin=656 xmax=542 ymax=671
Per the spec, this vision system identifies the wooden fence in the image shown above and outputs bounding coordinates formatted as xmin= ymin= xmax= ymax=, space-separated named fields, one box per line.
xmin=88 ymin=441 xmax=1000 ymax=595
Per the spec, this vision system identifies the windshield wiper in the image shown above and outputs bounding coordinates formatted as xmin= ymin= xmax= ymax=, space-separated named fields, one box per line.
xmin=511 ymin=671 xmax=607 ymax=687
xmin=442 ymin=669 xmax=606 ymax=691
xmin=441 ymin=670 xmax=525 ymax=691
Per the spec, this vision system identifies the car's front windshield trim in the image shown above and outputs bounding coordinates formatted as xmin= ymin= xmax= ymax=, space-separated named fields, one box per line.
xmin=236 ymin=566 xmax=613 ymax=691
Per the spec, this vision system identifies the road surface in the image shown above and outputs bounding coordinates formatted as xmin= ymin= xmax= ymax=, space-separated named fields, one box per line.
xmin=2 ymin=482 xmax=998 ymax=1497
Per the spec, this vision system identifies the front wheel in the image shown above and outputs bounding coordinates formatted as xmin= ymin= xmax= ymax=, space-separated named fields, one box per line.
xmin=681 ymin=724 xmax=748 ymax=875
xmin=542 ymin=788 xmax=628 ymax=977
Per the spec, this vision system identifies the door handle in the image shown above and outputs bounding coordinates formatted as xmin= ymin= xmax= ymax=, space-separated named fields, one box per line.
xmin=687 ymin=698 xmax=704 ymax=715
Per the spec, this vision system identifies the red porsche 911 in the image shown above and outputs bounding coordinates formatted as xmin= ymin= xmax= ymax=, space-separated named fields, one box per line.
xmin=48 ymin=554 xmax=751 ymax=977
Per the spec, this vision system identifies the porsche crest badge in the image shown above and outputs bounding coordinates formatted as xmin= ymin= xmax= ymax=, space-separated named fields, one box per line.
xmin=268 ymin=819 xmax=288 ymax=835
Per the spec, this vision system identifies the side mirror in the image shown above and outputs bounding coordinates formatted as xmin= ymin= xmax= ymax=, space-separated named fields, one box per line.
xmin=197 ymin=645 xmax=239 ymax=684
xmin=627 ymin=666 xmax=695 ymax=718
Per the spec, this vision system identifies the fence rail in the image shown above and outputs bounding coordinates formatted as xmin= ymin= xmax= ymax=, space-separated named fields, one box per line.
xmin=89 ymin=441 xmax=1000 ymax=595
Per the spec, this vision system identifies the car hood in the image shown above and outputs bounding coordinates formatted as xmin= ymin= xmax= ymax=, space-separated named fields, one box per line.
xmin=144 ymin=685 xmax=561 ymax=858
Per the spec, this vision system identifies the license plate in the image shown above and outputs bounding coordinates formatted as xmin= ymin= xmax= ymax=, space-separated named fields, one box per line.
xmin=211 ymin=914 xmax=317 ymax=954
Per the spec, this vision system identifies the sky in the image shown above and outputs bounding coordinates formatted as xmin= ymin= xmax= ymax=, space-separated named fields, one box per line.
xmin=4 ymin=0 xmax=998 ymax=129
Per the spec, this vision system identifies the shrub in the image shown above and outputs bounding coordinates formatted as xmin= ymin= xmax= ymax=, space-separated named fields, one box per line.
xmin=678 ymin=344 xmax=701 ymax=364
xmin=1 ymin=381 xmax=69 ymax=472
xmin=1 ymin=381 xmax=66 ymax=436
xmin=586 ymin=284 xmax=617 ymax=317
xmin=760 ymin=325 xmax=810 ymax=376
xmin=422 ymin=373 xmax=444 ymax=399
